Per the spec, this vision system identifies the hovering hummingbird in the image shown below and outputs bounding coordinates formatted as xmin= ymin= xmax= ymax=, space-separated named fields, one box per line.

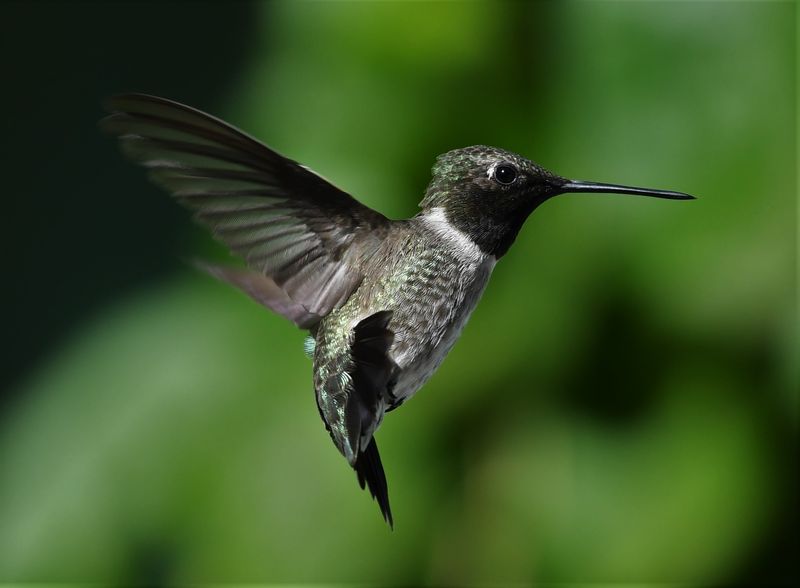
xmin=102 ymin=94 xmax=693 ymax=527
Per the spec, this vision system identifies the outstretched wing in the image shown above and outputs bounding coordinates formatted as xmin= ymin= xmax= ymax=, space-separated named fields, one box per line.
xmin=101 ymin=93 xmax=389 ymax=323
xmin=314 ymin=311 xmax=398 ymax=526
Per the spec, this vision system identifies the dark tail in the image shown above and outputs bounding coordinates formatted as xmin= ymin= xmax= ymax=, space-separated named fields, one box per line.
xmin=354 ymin=437 xmax=393 ymax=528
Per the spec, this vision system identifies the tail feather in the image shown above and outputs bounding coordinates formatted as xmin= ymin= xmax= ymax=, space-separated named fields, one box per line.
xmin=354 ymin=438 xmax=393 ymax=528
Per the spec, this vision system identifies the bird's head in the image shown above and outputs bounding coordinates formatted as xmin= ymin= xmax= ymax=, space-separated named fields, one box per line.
xmin=420 ymin=145 xmax=693 ymax=258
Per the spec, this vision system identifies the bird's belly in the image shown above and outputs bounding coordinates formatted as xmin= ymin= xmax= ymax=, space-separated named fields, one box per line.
xmin=390 ymin=337 xmax=461 ymax=404
xmin=389 ymin=257 xmax=495 ymax=405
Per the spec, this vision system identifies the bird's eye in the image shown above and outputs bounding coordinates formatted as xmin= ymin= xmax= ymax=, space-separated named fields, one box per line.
xmin=493 ymin=164 xmax=517 ymax=185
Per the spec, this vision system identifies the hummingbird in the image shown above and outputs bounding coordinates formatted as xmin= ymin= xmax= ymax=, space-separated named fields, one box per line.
xmin=102 ymin=94 xmax=694 ymax=527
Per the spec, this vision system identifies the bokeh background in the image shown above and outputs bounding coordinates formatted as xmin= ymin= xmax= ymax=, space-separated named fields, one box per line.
xmin=1 ymin=1 xmax=796 ymax=585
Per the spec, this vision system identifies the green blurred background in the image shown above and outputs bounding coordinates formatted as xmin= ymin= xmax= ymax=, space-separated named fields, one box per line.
xmin=1 ymin=1 xmax=796 ymax=585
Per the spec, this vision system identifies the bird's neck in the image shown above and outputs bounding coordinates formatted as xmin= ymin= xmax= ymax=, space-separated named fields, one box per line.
xmin=417 ymin=208 xmax=490 ymax=265
xmin=418 ymin=205 xmax=526 ymax=259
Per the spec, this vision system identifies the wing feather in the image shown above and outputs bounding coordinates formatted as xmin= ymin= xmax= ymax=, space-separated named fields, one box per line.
xmin=102 ymin=93 xmax=389 ymax=322
xmin=314 ymin=311 xmax=398 ymax=526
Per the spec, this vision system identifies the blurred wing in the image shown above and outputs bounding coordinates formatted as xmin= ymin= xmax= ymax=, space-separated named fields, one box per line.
xmin=102 ymin=93 xmax=389 ymax=321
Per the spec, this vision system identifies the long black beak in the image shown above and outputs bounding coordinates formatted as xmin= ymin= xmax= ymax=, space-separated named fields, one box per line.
xmin=560 ymin=180 xmax=695 ymax=200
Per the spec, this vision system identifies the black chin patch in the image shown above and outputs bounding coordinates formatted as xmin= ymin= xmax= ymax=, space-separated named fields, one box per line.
xmin=444 ymin=199 xmax=538 ymax=258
